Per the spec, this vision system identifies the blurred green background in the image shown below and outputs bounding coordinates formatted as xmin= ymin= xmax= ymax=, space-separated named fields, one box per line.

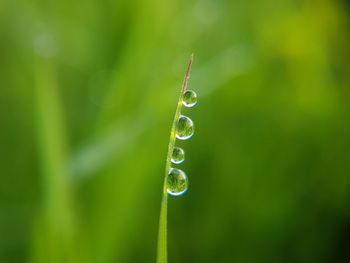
xmin=1 ymin=0 xmax=350 ymax=262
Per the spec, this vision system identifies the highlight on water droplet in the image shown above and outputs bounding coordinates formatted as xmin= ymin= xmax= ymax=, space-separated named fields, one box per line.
xmin=171 ymin=147 xmax=185 ymax=164
xmin=183 ymin=90 xmax=197 ymax=107
xmin=166 ymin=168 xmax=188 ymax=196
xmin=176 ymin=115 xmax=194 ymax=140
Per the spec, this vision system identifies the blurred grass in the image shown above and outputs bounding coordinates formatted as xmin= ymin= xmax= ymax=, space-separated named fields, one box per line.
xmin=32 ymin=57 xmax=80 ymax=263
xmin=1 ymin=0 xmax=350 ymax=262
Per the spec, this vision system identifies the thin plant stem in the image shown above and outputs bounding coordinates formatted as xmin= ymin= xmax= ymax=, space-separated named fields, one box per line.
xmin=157 ymin=54 xmax=194 ymax=263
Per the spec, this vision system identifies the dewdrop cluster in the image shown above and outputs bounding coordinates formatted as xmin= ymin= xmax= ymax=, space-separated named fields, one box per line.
xmin=166 ymin=90 xmax=197 ymax=196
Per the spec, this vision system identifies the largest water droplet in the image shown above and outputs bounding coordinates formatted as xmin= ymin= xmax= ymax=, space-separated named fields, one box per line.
xmin=167 ymin=168 xmax=188 ymax=196
xmin=183 ymin=90 xmax=197 ymax=107
xmin=176 ymin=115 xmax=194 ymax=140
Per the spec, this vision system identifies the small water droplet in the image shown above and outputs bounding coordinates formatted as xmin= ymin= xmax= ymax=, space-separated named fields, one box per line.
xmin=183 ymin=90 xmax=197 ymax=107
xmin=171 ymin=147 xmax=185 ymax=164
xmin=176 ymin=115 xmax=194 ymax=140
xmin=167 ymin=168 xmax=188 ymax=196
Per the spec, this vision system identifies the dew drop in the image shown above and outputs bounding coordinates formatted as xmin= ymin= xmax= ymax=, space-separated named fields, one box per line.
xmin=183 ymin=90 xmax=197 ymax=107
xmin=171 ymin=147 xmax=185 ymax=164
xmin=176 ymin=115 xmax=194 ymax=140
xmin=167 ymin=168 xmax=188 ymax=196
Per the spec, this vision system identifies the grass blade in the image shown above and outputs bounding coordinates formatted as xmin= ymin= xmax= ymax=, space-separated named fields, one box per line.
xmin=157 ymin=54 xmax=193 ymax=263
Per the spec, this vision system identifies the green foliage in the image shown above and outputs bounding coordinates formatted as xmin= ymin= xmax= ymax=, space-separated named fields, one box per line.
xmin=1 ymin=0 xmax=350 ymax=262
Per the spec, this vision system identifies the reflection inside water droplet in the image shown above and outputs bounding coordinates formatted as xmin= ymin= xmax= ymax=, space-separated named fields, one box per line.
xmin=183 ymin=90 xmax=197 ymax=107
xmin=176 ymin=115 xmax=194 ymax=140
xmin=171 ymin=147 xmax=185 ymax=164
xmin=167 ymin=168 xmax=188 ymax=196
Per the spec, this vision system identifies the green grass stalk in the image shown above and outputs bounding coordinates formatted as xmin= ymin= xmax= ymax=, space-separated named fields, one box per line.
xmin=156 ymin=54 xmax=194 ymax=263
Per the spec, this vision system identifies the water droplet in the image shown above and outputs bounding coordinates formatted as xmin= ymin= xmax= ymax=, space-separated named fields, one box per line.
xmin=171 ymin=147 xmax=185 ymax=164
xmin=167 ymin=168 xmax=188 ymax=196
xmin=183 ymin=90 xmax=197 ymax=107
xmin=176 ymin=115 xmax=194 ymax=140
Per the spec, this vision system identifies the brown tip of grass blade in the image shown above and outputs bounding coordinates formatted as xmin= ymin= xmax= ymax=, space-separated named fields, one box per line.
xmin=181 ymin=54 xmax=194 ymax=94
